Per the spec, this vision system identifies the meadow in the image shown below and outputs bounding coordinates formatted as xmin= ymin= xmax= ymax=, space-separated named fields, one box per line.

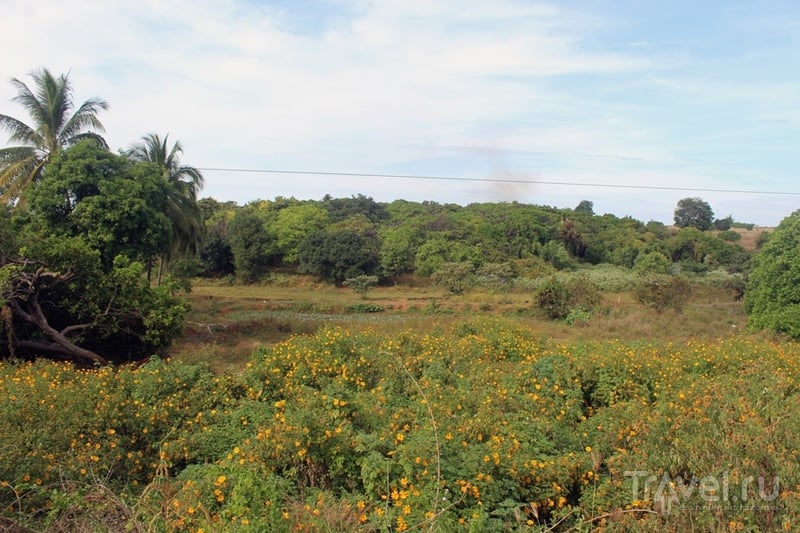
xmin=1 ymin=268 xmax=797 ymax=532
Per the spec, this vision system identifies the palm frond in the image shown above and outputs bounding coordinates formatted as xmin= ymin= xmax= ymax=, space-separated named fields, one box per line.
xmin=0 ymin=68 xmax=108 ymax=203
xmin=66 ymin=132 xmax=109 ymax=150
xmin=0 ymin=114 xmax=42 ymax=147
xmin=59 ymin=97 xmax=109 ymax=145
xmin=9 ymin=75 xmax=51 ymax=134
xmin=126 ymin=132 xmax=206 ymax=257
xmin=0 ymin=146 xmax=38 ymax=203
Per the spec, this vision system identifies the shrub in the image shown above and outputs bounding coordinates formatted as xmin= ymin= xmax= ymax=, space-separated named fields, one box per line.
xmin=343 ymin=274 xmax=379 ymax=299
xmin=634 ymin=275 xmax=691 ymax=313
xmin=716 ymin=230 xmax=741 ymax=242
xmin=473 ymin=262 xmax=517 ymax=292
xmin=6 ymin=324 xmax=800 ymax=531
xmin=539 ymin=240 xmax=573 ymax=270
xmin=346 ymin=303 xmax=384 ymax=313
xmin=431 ymin=262 xmax=474 ymax=295
xmin=535 ymin=274 xmax=601 ymax=320
xmin=633 ymin=251 xmax=671 ymax=276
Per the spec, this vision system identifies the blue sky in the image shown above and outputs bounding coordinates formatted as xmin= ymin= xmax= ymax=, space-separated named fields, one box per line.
xmin=1 ymin=0 xmax=798 ymax=225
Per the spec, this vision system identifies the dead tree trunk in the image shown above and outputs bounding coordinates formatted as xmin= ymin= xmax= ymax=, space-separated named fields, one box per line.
xmin=2 ymin=265 xmax=108 ymax=365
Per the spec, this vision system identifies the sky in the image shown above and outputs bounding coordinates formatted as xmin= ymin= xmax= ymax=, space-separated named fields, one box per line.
xmin=1 ymin=0 xmax=799 ymax=226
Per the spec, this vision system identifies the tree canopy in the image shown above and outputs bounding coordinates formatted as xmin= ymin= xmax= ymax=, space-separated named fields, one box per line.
xmin=1 ymin=141 xmax=185 ymax=364
xmin=745 ymin=210 xmax=800 ymax=339
xmin=674 ymin=197 xmax=714 ymax=231
xmin=126 ymin=133 xmax=205 ymax=257
xmin=25 ymin=140 xmax=173 ymax=266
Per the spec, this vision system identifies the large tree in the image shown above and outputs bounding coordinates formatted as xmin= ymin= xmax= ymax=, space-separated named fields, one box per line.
xmin=126 ymin=134 xmax=204 ymax=281
xmin=26 ymin=140 xmax=173 ymax=267
xmin=673 ymin=197 xmax=714 ymax=231
xmin=0 ymin=68 xmax=108 ymax=204
xmin=1 ymin=142 xmax=185 ymax=364
xmin=298 ymin=229 xmax=380 ymax=283
xmin=228 ymin=202 xmax=280 ymax=282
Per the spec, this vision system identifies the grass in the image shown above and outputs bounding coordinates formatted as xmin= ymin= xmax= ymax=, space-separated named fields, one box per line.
xmin=167 ymin=273 xmax=749 ymax=374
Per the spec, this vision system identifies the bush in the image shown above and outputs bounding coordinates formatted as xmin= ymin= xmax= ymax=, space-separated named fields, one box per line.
xmin=346 ymin=303 xmax=384 ymax=313
xmin=5 ymin=325 xmax=800 ymax=531
xmin=634 ymin=275 xmax=691 ymax=313
xmin=431 ymin=262 xmax=474 ymax=295
xmin=539 ymin=240 xmax=573 ymax=270
xmin=343 ymin=274 xmax=379 ymax=299
xmin=633 ymin=251 xmax=671 ymax=276
xmin=716 ymin=230 xmax=741 ymax=242
xmin=535 ymin=274 xmax=601 ymax=320
xmin=473 ymin=262 xmax=517 ymax=292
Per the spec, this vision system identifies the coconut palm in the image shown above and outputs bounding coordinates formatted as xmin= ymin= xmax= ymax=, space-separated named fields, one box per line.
xmin=126 ymin=133 xmax=204 ymax=282
xmin=0 ymin=68 xmax=109 ymax=204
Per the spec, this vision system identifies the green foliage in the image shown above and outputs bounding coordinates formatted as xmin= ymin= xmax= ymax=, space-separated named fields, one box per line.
xmin=745 ymin=210 xmax=800 ymax=338
xmin=0 ymin=68 xmax=108 ymax=203
xmin=343 ymin=274 xmax=379 ymax=299
xmin=474 ymin=262 xmax=518 ymax=292
xmin=756 ymin=230 xmax=770 ymax=249
xmin=574 ymin=199 xmax=594 ymax=215
xmin=379 ymin=226 xmax=420 ymax=281
xmin=732 ymin=221 xmax=756 ymax=230
xmin=346 ymin=303 xmax=384 ymax=313
xmin=189 ymin=196 xmax=753 ymax=285
xmin=564 ymin=307 xmax=592 ymax=326
xmin=413 ymin=236 xmax=479 ymax=277
xmin=634 ymin=274 xmax=692 ymax=313
xmin=4 ymin=325 xmax=800 ymax=531
xmin=0 ymin=358 xmax=242 ymax=528
xmin=674 ymin=197 xmax=714 ymax=230
xmin=200 ymin=206 xmax=235 ymax=277
xmin=298 ymin=229 xmax=379 ymax=283
xmin=535 ymin=274 xmax=601 ymax=320
xmin=1 ymin=234 xmax=186 ymax=362
xmin=539 ymin=240 xmax=573 ymax=270
xmin=228 ymin=203 xmax=280 ymax=282
xmin=667 ymin=226 xmax=740 ymax=267
xmin=25 ymin=141 xmax=173 ymax=266
xmin=273 ymin=203 xmax=329 ymax=264
xmin=431 ymin=262 xmax=475 ymax=295
xmin=322 ymin=193 xmax=388 ymax=223
xmin=716 ymin=229 xmax=741 ymax=242
xmin=633 ymin=251 xmax=671 ymax=276
xmin=713 ymin=215 xmax=733 ymax=231
xmin=3 ymin=156 xmax=187 ymax=363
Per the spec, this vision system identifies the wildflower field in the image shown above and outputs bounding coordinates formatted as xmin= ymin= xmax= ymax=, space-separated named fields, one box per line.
xmin=1 ymin=317 xmax=799 ymax=531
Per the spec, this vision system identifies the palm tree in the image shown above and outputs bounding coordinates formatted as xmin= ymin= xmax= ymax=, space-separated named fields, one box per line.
xmin=126 ymin=133 xmax=204 ymax=283
xmin=0 ymin=68 xmax=109 ymax=204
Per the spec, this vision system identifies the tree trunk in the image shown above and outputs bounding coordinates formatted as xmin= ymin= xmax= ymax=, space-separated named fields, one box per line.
xmin=10 ymin=299 xmax=108 ymax=365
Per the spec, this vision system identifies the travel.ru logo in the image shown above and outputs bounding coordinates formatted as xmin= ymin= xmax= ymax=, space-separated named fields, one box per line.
xmin=624 ymin=470 xmax=780 ymax=515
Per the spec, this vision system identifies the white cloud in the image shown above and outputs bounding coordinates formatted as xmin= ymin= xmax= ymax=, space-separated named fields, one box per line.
xmin=0 ymin=0 xmax=798 ymax=225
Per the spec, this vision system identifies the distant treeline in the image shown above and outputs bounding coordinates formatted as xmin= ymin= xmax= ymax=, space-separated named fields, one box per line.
xmin=193 ymin=195 xmax=758 ymax=284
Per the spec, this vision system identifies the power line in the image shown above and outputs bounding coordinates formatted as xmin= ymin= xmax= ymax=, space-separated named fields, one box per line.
xmin=197 ymin=167 xmax=800 ymax=196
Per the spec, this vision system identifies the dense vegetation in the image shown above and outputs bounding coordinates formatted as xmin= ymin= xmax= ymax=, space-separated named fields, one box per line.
xmin=195 ymin=195 xmax=753 ymax=287
xmin=745 ymin=210 xmax=800 ymax=338
xmin=3 ymin=67 xmax=800 ymax=531
xmin=2 ymin=320 xmax=799 ymax=531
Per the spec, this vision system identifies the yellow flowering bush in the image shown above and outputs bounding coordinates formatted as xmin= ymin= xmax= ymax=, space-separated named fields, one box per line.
xmin=2 ymin=319 xmax=800 ymax=531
